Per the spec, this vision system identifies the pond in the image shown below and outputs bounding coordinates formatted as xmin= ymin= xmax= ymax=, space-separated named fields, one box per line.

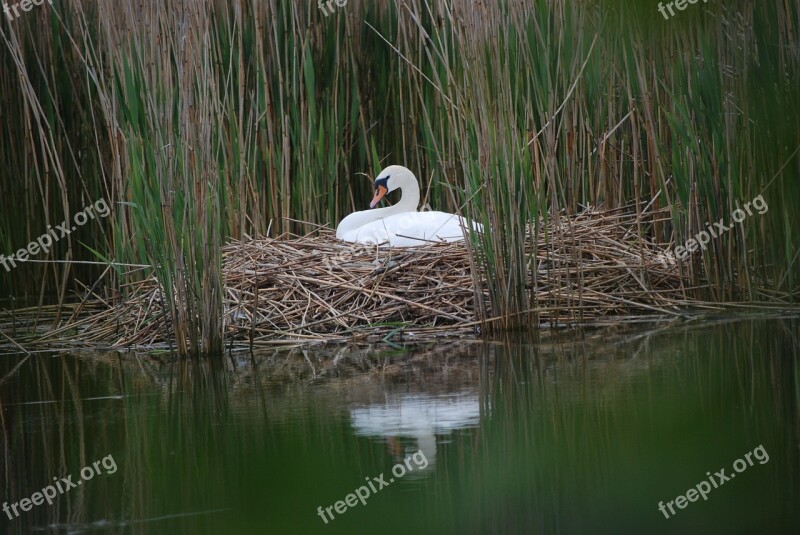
xmin=1 ymin=317 xmax=798 ymax=534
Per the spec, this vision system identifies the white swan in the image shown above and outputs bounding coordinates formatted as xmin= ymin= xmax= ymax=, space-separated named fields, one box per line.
xmin=335 ymin=165 xmax=482 ymax=247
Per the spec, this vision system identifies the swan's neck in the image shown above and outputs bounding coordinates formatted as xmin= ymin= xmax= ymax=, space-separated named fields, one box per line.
xmin=366 ymin=180 xmax=420 ymax=223
xmin=384 ymin=176 xmax=420 ymax=215
xmin=336 ymin=175 xmax=421 ymax=238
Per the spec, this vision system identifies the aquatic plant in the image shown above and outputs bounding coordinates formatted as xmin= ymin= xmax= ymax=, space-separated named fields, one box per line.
xmin=0 ymin=0 xmax=797 ymax=354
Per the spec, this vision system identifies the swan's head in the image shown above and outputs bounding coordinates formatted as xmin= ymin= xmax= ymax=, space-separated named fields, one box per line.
xmin=370 ymin=165 xmax=415 ymax=209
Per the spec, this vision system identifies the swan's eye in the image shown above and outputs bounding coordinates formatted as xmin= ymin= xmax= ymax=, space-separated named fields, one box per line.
xmin=373 ymin=176 xmax=390 ymax=191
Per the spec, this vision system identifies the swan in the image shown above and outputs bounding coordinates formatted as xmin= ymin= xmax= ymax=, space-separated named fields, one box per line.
xmin=335 ymin=165 xmax=482 ymax=247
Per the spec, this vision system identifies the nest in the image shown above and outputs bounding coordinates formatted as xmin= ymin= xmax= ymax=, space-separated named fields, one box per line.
xmin=36 ymin=209 xmax=699 ymax=349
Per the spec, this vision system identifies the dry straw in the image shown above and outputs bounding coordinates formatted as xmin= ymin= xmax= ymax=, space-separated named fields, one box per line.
xmin=22 ymin=208 xmax=703 ymax=350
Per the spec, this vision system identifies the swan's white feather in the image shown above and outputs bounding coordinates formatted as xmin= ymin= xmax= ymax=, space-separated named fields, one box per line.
xmin=336 ymin=165 xmax=482 ymax=247
xmin=340 ymin=211 xmax=481 ymax=247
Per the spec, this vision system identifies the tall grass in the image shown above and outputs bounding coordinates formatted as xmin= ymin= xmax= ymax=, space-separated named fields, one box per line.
xmin=0 ymin=0 xmax=797 ymax=354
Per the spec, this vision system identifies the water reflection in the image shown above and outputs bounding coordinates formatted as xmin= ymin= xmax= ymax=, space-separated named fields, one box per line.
xmin=0 ymin=318 xmax=798 ymax=534
xmin=351 ymin=392 xmax=482 ymax=473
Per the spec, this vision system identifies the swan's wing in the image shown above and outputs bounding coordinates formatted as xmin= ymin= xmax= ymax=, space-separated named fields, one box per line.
xmin=386 ymin=211 xmax=481 ymax=243
xmin=341 ymin=211 xmax=482 ymax=246
xmin=344 ymin=220 xmax=392 ymax=245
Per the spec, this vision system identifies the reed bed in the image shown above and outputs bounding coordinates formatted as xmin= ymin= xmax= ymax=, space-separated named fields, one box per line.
xmin=1 ymin=0 xmax=797 ymax=355
xmin=18 ymin=209 xmax=702 ymax=350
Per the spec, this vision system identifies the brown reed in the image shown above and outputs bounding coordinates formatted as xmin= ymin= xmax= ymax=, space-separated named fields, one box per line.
xmin=12 ymin=208 xmax=711 ymax=351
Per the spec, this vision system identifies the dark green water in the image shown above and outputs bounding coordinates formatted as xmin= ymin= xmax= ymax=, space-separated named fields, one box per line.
xmin=1 ymin=318 xmax=798 ymax=534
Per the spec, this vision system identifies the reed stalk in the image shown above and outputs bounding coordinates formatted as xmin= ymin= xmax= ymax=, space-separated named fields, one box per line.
xmin=0 ymin=0 xmax=797 ymax=353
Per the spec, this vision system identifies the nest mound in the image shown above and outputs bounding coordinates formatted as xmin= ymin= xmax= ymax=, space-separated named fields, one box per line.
xmin=49 ymin=209 xmax=696 ymax=348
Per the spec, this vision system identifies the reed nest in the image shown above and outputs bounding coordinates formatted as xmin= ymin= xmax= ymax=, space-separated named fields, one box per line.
xmin=22 ymin=208 xmax=701 ymax=350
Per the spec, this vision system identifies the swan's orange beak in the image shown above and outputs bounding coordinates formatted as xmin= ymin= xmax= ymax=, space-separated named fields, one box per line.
xmin=370 ymin=185 xmax=388 ymax=208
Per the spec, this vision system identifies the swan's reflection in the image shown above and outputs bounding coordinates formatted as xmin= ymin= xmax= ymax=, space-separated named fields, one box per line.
xmin=350 ymin=393 xmax=482 ymax=475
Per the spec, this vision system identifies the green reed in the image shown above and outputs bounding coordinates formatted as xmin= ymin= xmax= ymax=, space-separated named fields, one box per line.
xmin=0 ymin=0 xmax=797 ymax=353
